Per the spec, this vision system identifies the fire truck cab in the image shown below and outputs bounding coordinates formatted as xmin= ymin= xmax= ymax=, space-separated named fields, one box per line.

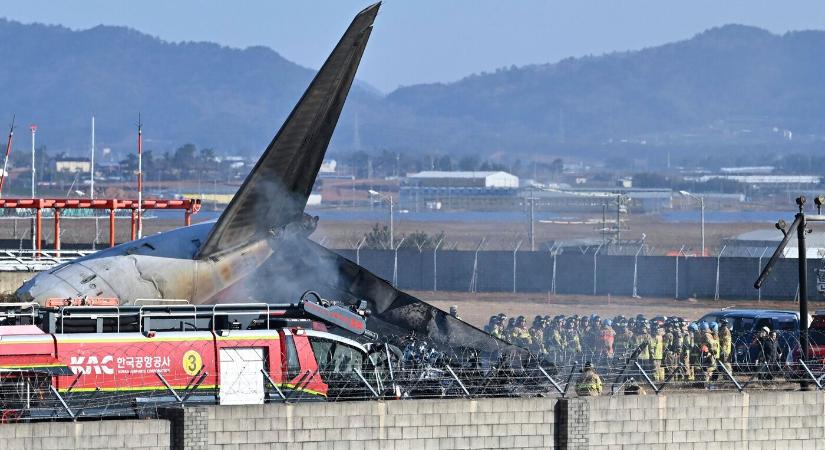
xmin=0 ymin=293 xmax=378 ymax=419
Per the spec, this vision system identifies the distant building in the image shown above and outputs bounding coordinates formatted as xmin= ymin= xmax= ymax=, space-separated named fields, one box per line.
xmin=401 ymin=171 xmax=519 ymax=210
xmin=55 ymin=157 xmax=91 ymax=173
xmin=406 ymin=171 xmax=518 ymax=188
xmin=687 ymin=174 xmax=821 ymax=185
xmin=307 ymin=193 xmax=322 ymax=206
xmin=320 ymin=159 xmax=337 ymax=174
xmin=521 ymin=188 xmax=672 ymax=213
xmin=222 ymin=156 xmax=246 ymax=169
xmin=723 ymin=229 xmax=825 ymax=258
xmin=720 ymin=166 xmax=774 ymax=175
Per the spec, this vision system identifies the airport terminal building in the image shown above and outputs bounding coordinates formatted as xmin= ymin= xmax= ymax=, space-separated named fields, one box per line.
xmin=399 ymin=170 xmax=520 ymax=210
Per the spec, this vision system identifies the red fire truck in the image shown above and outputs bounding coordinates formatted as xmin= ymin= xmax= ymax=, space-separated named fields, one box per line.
xmin=0 ymin=292 xmax=382 ymax=420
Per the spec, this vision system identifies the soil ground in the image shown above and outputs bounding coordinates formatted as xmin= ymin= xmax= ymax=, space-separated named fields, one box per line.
xmin=416 ymin=291 xmax=825 ymax=330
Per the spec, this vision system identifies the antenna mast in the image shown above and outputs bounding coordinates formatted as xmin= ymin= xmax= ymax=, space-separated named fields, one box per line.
xmin=0 ymin=115 xmax=15 ymax=198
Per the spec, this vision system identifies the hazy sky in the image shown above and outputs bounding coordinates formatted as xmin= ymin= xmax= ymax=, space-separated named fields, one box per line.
xmin=2 ymin=0 xmax=825 ymax=92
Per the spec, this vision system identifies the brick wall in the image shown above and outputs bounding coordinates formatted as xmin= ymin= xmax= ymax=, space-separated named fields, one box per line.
xmin=584 ymin=391 xmax=825 ymax=449
xmin=205 ymin=397 xmax=557 ymax=449
xmin=4 ymin=391 xmax=825 ymax=449
xmin=0 ymin=419 xmax=169 ymax=450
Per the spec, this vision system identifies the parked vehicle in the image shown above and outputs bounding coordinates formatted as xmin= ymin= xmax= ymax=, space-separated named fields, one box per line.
xmin=698 ymin=309 xmax=802 ymax=369
xmin=788 ymin=313 xmax=825 ymax=374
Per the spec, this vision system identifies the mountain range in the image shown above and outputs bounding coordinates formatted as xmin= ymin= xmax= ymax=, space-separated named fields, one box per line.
xmin=1 ymin=19 xmax=824 ymax=161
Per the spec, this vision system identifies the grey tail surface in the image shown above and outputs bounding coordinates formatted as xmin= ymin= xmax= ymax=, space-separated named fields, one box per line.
xmin=196 ymin=3 xmax=380 ymax=259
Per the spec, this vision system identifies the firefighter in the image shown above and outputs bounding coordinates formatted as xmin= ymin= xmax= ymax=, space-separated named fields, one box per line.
xmin=490 ymin=320 xmax=504 ymax=340
xmin=509 ymin=316 xmax=532 ymax=348
xmin=619 ymin=321 xmax=634 ymax=356
xmin=663 ymin=326 xmax=679 ymax=380
xmin=549 ymin=322 xmax=565 ymax=352
xmin=531 ymin=316 xmax=545 ymax=345
xmin=565 ymin=321 xmax=582 ymax=354
xmin=601 ymin=319 xmax=616 ymax=358
xmin=719 ymin=319 xmax=733 ymax=372
xmin=699 ymin=322 xmax=718 ymax=383
xmin=682 ymin=322 xmax=695 ymax=381
xmin=575 ymin=361 xmax=603 ymax=396
xmin=650 ymin=326 xmax=665 ymax=382
xmin=623 ymin=377 xmax=647 ymax=395
xmin=634 ymin=323 xmax=652 ymax=372
xmin=484 ymin=316 xmax=495 ymax=333
xmin=528 ymin=327 xmax=546 ymax=355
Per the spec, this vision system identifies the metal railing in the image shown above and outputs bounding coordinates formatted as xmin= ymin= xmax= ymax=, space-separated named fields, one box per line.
xmin=0 ymin=249 xmax=94 ymax=271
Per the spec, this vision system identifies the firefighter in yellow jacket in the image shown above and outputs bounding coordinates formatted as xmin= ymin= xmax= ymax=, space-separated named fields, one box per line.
xmin=576 ymin=362 xmax=603 ymax=396
xmin=650 ymin=327 xmax=665 ymax=382
xmin=719 ymin=319 xmax=733 ymax=372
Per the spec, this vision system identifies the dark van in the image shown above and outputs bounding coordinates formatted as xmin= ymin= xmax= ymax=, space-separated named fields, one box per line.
xmin=698 ymin=309 xmax=801 ymax=367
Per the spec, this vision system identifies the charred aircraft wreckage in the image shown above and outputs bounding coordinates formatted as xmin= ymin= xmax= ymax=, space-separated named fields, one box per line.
xmin=14 ymin=3 xmax=540 ymax=388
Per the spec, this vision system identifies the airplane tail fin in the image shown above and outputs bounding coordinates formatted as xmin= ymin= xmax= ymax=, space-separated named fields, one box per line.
xmin=196 ymin=3 xmax=380 ymax=259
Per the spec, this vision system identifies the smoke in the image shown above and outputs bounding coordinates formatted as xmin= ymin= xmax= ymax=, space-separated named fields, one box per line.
xmin=212 ymin=234 xmax=526 ymax=360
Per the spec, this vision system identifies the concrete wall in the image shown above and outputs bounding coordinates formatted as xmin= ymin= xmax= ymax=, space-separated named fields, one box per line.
xmin=572 ymin=391 xmax=825 ymax=450
xmin=0 ymin=419 xmax=169 ymax=450
xmin=0 ymin=271 xmax=33 ymax=294
xmin=4 ymin=391 xmax=825 ymax=449
xmin=201 ymin=397 xmax=557 ymax=450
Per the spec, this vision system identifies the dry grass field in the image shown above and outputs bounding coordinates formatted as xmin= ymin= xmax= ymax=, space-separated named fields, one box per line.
xmin=312 ymin=215 xmax=769 ymax=253
xmin=416 ymin=291 xmax=821 ymax=329
xmin=0 ymin=208 xmax=772 ymax=254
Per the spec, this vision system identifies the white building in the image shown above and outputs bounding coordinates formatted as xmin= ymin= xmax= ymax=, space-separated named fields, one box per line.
xmin=401 ymin=171 xmax=520 ymax=210
xmin=320 ymin=159 xmax=337 ymax=174
xmin=723 ymin=229 xmax=825 ymax=258
xmin=405 ymin=171 xmax=519 ymax=188
xmin=688 ymin=175 xmax=821 ymax=185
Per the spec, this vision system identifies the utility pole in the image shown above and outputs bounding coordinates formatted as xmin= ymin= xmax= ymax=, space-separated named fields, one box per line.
xmin=679 ymin=191 xmax=705 ymax=255
xmin=137 ymin=115 xmax=143 ymax=239
xmin=91 ymin=116 xmax=98 ymax=249
xmin=754 ymin=195 xmax=823 ymax=390
xmin=529 ymin=190 xmax=535 ymax=251
xmin=616 ymin=194 xmax=621 ymax=242
xmin=30 ymin=124 xmax=37 ymax=252
xmin=797 ymin=198 xmax=809 ymax=388
xmin=30 ymin=124 xmax=37 ymax=199
xmin=700 ymin=196 xmax=705 ymax=255
xmin=602 ymin=203 xmax=607 ymax=245
xmin=90 ymin=116 xmax=95 ymax=200
xmin=368 ymin=190 xmax=393 ymax=249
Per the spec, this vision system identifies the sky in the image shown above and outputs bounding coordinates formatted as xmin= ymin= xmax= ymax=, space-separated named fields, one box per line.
xmin=1 ymin=0 xmax=825 ymax=92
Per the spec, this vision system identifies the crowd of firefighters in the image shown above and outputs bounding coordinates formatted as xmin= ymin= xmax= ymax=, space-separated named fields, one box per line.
xmin=480 ymin=312 xmax=787 ymax=396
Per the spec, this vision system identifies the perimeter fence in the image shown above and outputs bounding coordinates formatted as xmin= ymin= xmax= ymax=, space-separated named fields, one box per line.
xmin=2 ymin=331 xmax=825 ymax=422
xmin=335 ymin=245 xmax=820 ymax=300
